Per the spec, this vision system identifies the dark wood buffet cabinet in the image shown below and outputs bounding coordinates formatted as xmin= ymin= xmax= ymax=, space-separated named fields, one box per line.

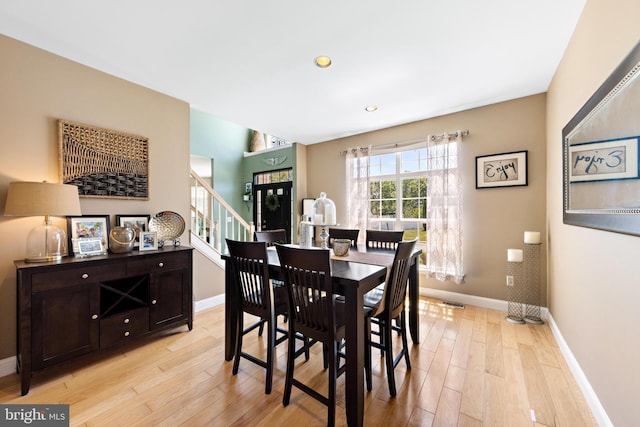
xmin=15 ymin=245 xmax=193 ymax=395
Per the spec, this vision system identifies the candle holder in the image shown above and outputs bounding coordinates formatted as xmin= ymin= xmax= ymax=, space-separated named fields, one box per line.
xmin=311 ymin=192 xmax=337 ymax=249
xmin=524 ymin=242 xmax=544 ymax=324
xmin=505 ymin=259 xmax=525 ymax=324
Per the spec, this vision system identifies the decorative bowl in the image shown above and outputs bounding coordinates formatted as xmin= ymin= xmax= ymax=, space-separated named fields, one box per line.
xmin=332 ymin=239 xmax=351 ymax=257
xmin=149 ymin=211 xmax=185 ymax=246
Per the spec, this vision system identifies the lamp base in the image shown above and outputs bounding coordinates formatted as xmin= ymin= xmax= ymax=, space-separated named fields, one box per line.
xmin=25 ymin=254 xmax=63 ymax=263
xmin=26 ymin=221 xmax=68 ymax=263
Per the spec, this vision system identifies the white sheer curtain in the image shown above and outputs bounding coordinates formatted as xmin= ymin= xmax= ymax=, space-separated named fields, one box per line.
xmin=345 ymin=147 xmax=371 ymax=246
xmin=425 ymin=132 xmax=464 ymax=284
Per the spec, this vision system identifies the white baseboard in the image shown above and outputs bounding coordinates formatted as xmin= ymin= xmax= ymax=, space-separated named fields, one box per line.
xmin=546 ymin=314 xmax=612 ymax=427
xmin=0 ymin=355 xmax=16 ymax=378
xmin=193 ymin=294 xmax=225 ymax=312
xmin=0 ymin=288 xmax=609 ymax=426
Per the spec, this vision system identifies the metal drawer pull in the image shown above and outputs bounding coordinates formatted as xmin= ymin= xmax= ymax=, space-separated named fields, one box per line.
xmin=158 ymin=262 xmax=164 ymax=267
xmin=91 ymin=314 xmax=98 ymax=320
xmin=124 ymin=331 xmax=130 ymax=337
xmin=124 ymin=318 xmax=130 ymax=324
xmin=151 ymin=299 xmax=157 ymax=305
xmin=81 ymin=273 xmax=89 ymax=279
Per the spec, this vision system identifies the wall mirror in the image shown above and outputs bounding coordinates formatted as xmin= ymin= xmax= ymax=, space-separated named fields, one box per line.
xmin=563 ymin=40 xmax=640 ymax=236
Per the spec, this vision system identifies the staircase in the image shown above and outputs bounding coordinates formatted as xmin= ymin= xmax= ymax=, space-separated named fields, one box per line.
xmin=189 ymin=169 xmax=254 ymax=265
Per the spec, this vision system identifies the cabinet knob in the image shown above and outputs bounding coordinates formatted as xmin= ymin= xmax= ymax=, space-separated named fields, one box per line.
xmin=124 ymin=331 xmax=130 ymax=337
xmin=158 ymin=262 xmax=164 ymax=267
xmin=151 ymin=299 xmax=157 ymax=305
xmin=124 ymin=318 xmax=130 ymax=324
xmin=82 ymin=273 xmax=89 ymax=279
xmin=91 ymin=314 xmax=98 ymax=320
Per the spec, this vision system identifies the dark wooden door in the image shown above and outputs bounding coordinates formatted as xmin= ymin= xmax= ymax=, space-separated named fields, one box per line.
xmin=255 ymin=182 xmax=292 ymax=243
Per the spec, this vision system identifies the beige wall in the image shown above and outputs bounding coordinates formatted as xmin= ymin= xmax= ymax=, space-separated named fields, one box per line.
xmin=0 ymin=35 xmax=192 ymax=359
xmin=306 ymin=94 xmax=548 ymax=304
xmin=547 ymin=0 xmax=640 ymax=425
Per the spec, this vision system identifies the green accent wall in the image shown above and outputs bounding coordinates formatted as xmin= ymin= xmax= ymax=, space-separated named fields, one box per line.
xmin=190 ymin=108 xmax=251 ymax=219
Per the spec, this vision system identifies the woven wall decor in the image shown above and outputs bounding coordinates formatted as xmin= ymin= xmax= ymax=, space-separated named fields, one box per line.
xmin=58 ymin=120 xmax=149 ymax=199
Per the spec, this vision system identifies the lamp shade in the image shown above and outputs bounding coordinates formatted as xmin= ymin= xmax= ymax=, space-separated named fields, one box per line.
xmin=4 ymin=181 xmax=81 ymax=217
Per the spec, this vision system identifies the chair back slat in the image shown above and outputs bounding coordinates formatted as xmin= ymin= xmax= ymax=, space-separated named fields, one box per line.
xmin=365 ymin=230 xmax=404 ymax=250
xmin=384 ymin=239 xmax=417 ymax=317
xmin=276 ymin=245 xmax=335 ymax=340
xmin=226 ymin=239 xmax=272 ymax=316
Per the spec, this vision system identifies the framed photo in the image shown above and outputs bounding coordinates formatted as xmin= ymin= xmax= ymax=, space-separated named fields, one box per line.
xmin=115 ymin=214 xmax=150 ymax=247
xmin=74 ymin=237 xmax=106 ymax=257
xmin=67 ymin=215 xmax=110 ymax=255
xmin=563 ymin=40 xmax=640 ymax=236
xmin=476 ymin=150 xmax=528 ymax=189
xmin=139 ymin=231 xmax=158 ymax=251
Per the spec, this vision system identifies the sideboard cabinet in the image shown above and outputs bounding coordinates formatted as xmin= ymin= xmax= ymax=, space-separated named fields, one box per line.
xmin=15 ymin=245 xmax=193 ymax=395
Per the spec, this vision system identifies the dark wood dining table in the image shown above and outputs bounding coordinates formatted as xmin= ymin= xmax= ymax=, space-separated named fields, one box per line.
xmin=222 ymin=245 xmax=421 ymax=426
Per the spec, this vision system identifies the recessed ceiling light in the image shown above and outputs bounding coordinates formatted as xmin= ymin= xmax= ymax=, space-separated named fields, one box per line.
xmin=314 ymin=56 xmax=332 ymax=68
xmin=365 ymin=105 xmax=378 ymax=112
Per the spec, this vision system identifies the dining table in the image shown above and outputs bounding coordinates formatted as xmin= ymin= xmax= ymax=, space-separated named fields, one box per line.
xmin=222 ymin=244 xmax=421 ymax=426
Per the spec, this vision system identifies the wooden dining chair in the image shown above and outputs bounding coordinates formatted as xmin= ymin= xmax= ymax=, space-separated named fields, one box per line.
xmin=254 ymin=228 xmax=287 ymax=245
xmin=276 ymin=244 xmax=370 ymax=426
xmin=364 ymin=238 xmax=416 ymax=397
xmin=365 ymin=229 xmax=404 ymax=250
xmin=328 ymin=227 xmax=359 ymax=248
xmin=225 ymin=239 xmax=289 ymax=394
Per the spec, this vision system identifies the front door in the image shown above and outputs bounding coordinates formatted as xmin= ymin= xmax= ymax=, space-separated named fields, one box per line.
xmin=254 ymin=182 xmax=292 ymax=243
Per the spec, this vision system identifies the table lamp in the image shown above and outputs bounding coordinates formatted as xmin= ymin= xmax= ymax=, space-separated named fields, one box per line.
xmin=4 ymin=181 xmax=82 ymax=262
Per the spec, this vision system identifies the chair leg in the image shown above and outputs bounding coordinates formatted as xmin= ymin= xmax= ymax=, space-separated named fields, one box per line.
xmin=400 ymin=311 xmax=411 ymax=369
xmin=265 ymin=313 xmax=275 ymax=394
xmin=258 ymin=318 xmax=266 ymax=336
xmin=327 ymin=340 xmax=337 ymax=427
xmin=365 ymin=318 xmax=372 ymax=392
xmin=383 ymin=317 xmax=397 ymax=397
xmin=283 ymin=324 xmax=296 ymax=406
xmin=232 ymin=313 xmax=244 ymax=375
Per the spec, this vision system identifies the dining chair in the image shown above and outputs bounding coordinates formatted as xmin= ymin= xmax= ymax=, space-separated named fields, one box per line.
xmin=365 ymin=229 xmax=404 ymax=250
xmin=364 ymin=238 xmax=417 ymax=397
xmin=276 ymin=244 xmax=370 ymax=426
xmin=225 ymin=239 xmax=289 ymax=394
xmin=254 ymin=228 xmax=287 ymax=245
xmin=328 ymin=227 xmax=359 ymax=248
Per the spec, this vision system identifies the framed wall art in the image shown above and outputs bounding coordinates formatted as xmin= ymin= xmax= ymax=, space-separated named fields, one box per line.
xmin=115 ymin=214 xmax=150 ymax=247
xmin=58 ymin=120 xmax=149 ymax=199
xmin=67 ymin=215 xmax=110 ymax=255
xmin=475 ymin=150 xmax=528 ymax=189
xmin=563 ymin=40 xmax=640 ymax=236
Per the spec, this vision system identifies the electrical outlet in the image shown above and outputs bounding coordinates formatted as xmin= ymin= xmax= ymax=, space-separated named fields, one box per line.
xmin=506 ymin=275 xmax=514 ymax=287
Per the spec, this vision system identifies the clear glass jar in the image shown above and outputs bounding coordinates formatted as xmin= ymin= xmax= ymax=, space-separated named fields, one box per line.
xmin=311 ymin=192 xmax=336 ymax=225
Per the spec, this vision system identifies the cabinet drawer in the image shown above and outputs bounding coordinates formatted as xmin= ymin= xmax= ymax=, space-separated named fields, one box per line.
xmin=100 ymin=308 xmax=149 ymax=348
xmin=32 ymin=264 xmax=127 ymax=292
xmin=127 ymin=251 xmax=190 ymax=276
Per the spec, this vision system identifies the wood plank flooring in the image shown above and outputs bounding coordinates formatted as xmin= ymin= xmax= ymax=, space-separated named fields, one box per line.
xmin=0 ymin=297 xmax=598 ymax=426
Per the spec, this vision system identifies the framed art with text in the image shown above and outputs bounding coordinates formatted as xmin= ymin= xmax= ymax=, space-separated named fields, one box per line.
xmin=475 ymin=150 xmax=528 ymax=189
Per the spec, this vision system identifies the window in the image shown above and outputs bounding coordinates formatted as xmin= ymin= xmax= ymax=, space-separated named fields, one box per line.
xmin=367 ymin=147 xmax=428 ymax=244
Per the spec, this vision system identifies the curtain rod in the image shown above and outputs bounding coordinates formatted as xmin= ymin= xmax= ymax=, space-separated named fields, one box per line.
xmin=339 ymin=130 xmax=469 ymax=155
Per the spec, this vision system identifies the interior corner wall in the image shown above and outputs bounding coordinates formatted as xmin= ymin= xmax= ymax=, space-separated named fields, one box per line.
xmin=306 ymin=93 xmax=548 ymax=305
xmin=546 ymin=0 xmax=640 ymax=425
xmin=0 ymin=35 xmax=191 ymax=360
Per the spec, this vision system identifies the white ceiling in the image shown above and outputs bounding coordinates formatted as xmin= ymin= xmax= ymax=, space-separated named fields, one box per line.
xmin=0 ymin=0 xmax=585 ymax=145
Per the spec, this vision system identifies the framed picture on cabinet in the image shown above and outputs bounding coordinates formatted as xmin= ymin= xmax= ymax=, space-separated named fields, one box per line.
xmin=67 ymin=215 xmax=110 ymax=255
xmin=115 ymin=214 xmax=150 ymax=247
xmin=139 ymin=231 xmax=158 ymax=251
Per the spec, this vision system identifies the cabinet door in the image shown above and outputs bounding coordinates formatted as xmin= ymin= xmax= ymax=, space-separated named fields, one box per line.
xmin=32 ymin=283 xmax=100 ymax=369
xmin=149 ymin=268 xmax=191 ymax=329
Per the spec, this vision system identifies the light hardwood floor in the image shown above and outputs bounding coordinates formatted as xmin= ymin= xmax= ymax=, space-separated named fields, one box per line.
xmin=0 ymin=297 xmax=598 ymax=426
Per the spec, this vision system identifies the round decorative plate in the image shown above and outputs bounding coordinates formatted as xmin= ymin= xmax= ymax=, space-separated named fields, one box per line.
xmin=149 ymin=211 xmax=185 ymax=241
